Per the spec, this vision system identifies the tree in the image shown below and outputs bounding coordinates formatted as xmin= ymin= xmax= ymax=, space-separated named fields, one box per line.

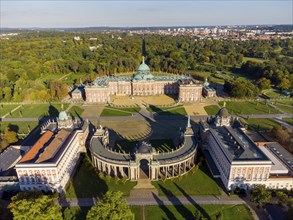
xmin=276 ymin=191 xmax=288 ymax=206
xmin=3 ymin=127 xmax=18 ymax=144
xmin=194 ymin=209 xmax=207 ymax=220
xmin=86 ymin=191 xmax=134 ymax=220
xmin=251 ymin=185 xmax=271 ymax=207
xmin=257 ymin=77 xmax=271 ymax=91
xmin=63 ymin=207 xmax=81 ymax=220
xmin=9 ymin=191 xmax=63 ymax=220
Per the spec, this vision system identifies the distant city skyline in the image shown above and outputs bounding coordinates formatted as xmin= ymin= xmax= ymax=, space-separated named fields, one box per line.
xmin=1 ymin=1 xmax=292 ymax=28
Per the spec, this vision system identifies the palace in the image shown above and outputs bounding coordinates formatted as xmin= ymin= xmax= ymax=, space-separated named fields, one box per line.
xmin=73 ymin=58 xmax=204 ymax=103
xmin=89 ymin=117 xmax=197 ymax=181
xmin=200 ymin=108 xmax=293 ymax=191
xmin=15 ymin=112 xmax=89 ymax=192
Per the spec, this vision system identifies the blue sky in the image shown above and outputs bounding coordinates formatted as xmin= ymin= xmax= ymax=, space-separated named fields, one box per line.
xmin=1 ymin=1 xmax=292 ymax=27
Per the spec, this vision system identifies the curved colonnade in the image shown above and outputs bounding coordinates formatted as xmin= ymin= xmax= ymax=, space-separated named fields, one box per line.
xmin=89 ymin=123 xmax=197 ymax=181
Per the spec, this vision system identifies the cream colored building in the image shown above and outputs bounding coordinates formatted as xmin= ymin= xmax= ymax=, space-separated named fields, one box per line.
xmin=83 ymin=58 xmax=203 ymax=103
xmin=15 ymin=112 xmax=89 ymax=193
xmin=200 ymin=108 xmax=293 ymax=191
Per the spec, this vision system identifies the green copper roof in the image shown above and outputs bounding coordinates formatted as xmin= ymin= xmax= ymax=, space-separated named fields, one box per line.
xmin=133 ymin=58 xmax=154 ymax=80
xmin=58 ymin=111 xmax=68 ymax=120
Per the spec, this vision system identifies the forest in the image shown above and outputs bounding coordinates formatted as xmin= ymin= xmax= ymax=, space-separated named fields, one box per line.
xmin=0 ymin=31 xmax=292 ymax=101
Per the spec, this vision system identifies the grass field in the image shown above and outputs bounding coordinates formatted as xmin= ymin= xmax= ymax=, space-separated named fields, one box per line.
xmin=100 ymin=106 xmax=141 ymax=117
xmin=204 ymin=105 xmax=220 ymax=115
xmin=114 ymin=139 xmax=139 ymax=153
xmin=147 ymin=106 xmax=187 ymax=115
xmin=150 ymin=139 xmax=175 ymax=152
xmin=246 ymin=118 xmax=280 ymax=131
xmin=188 ymin=71 xmax=225 ymax=84
xmin=274 ymin=103 xmax=293 ymax=114
xmin=243 ymin=57 xmax=268 ymax=63
xmin=219 ymin=101 xmax=279 ymax=114
xmin=131 ymin=206 xmax=143 ymax=220
xmin=152 ymin=164 xmax=221 ymax=196
xmin=282 ymin=118 xmax=293 ymax=126
xmin=0 ymin=104 xmax=19 ymax=117
xmin=65 ymin=154 xmax=136 ymax=198
xmin=0 ymin=121 xmax=39 ymax=134
xmin=262 ymin=89 xmax=287 ymax=98
xmin=145 ymin=204 xmax=253 ymax=220
xmin=61 ymin=204 xmax=253 ymax=220
xmin=8 ymin=103 xmax=69 ymax=118
xmin=68 ymin=105 xmax=84 ymax=117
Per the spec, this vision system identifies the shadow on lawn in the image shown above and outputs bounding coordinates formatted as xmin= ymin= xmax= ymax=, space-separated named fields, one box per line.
xmin=158 ymin=184 xmax=195 ymax=219
xmin=174 ymin=183 xmax=209 ymax=219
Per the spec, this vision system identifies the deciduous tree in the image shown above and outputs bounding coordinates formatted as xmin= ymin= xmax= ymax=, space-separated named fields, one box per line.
xmin=86 ymin=191 xmax=134 ymax=220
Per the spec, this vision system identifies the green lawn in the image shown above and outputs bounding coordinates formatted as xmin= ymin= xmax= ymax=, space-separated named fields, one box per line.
xmin=68 ymin=105 xmax=84 ymax=117
xmin=262 ymin=89 xmax=286 ymax=98
xmin=146 ymin=204 xmax=253 ymax=220
xmin=219 ymin=101 xmax=279 ymax=114
xmin=0 ymin=104 xmax=19 ymax=117
xmin=204 ymin=105 xmax=220 ymax=115
xmin=246 ymin=118 xmax=280 ymax=131
xmin=150 ymin=139 xmax=175 ymax=152
xmin=152 ymin=164 xmax=221 ymax=196
xmin=243 ymin=57 xmax=268 ymax=63
xmin=8 ymin=103 xmax=69 ymax=118
xmin=147 ymin=106 xmax=187 ymax=115
xmin=131 ymin=206 xmax=143 ymax=220
xmin=274 ymin=103 xmax=293 ymax=114
xmin=100 ymin=106 xmax=141 ymax=117
xmin=65 ymin=154 xmax=136 ymax=198
xmin=0 ymin=121 xmax=39 ymax=134
xmin=282 ymin=118 xmax=293 ymax=126
xmin=189 ymin=71 xmax=225 ymax=84
xmin=114 ymin=139 xmax=139 ymax=153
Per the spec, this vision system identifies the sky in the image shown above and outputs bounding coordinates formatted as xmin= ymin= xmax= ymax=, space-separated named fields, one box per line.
xmin=1 ymin=0 xmax=292 ymax=28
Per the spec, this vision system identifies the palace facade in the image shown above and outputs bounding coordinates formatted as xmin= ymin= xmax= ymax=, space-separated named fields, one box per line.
xmin=73 ymin=58 xmax=203 ymax=103
xmin=15 ymin=112 xmax=89 ymax=192
xmin=200 ymin=108 xmax=293 ymax=191
xmin=89 ymin=117 xmax=197 ymax=181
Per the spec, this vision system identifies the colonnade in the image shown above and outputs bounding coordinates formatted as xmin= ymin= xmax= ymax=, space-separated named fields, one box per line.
xmin=91 ymin=147 xmax=196 ymax=181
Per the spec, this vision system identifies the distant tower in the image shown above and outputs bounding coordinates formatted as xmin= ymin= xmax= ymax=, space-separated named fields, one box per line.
xmin=142 ymin=35 xmax=147 ymax=57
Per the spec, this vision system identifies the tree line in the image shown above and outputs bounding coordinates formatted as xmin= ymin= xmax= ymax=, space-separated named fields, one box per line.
xmin=1 ymin=31 xmax=292 ymax=101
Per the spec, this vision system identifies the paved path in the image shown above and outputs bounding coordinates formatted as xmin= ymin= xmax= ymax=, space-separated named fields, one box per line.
xmin=1 ymin=104 xmax=21 ymax=118
xmin=58 ymin=195 xmax=245 ymax=207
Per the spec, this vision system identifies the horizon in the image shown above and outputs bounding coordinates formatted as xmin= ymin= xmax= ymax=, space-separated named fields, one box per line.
xmin=1 ymin=1 xmax=292 ymax=28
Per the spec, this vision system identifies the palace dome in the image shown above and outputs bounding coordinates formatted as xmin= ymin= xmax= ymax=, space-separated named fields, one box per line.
xmin=133 ymin=58 xmax=154 ymax=80
xmin=58 ymin=111 xmax=69 ymax=121
xmin=137 ymin=62 xmax=150 ymax=71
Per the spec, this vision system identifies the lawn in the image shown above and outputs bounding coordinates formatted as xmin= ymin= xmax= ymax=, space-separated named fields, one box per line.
xmin=152 ymin=164 xmax=221 ymax=196
xmin=262 ymin=89 xmax=286 ymax=98
xmin=218 ymin=101 xmax=279 ymax=114
xmin=150 ymin=139 xmax=175 ymax=152
xmin=0 ymin=104 xmax=19 ymax=117
xmin=9 ymin=103 xmax=69 ymax=118
xmin=114 ymin=139 xmax=139 ymax=153
xmin=0 ymin=121 xmax=39 ymax=134
xmin=65 ymin=154 xmax=136 ymax=198
xmin=146 ymin=204 xmax=253 ymax=220
xmin=68 ymin=105 xmax=84 ymax=117
xmin=204 ymin=105 xmax=220 ymax=115
xmin=246 ymin=118 xmax=280 ymax=131
xmin=147 ymin=106 xmax=187 ymax=115
xmin=274 ymin=103 xmax=293 ymax=114
xmin=282 ymin=118 xmax=293 ymax=126
xmin=100 ymin=106 xmax=141 ymax=117
xmin=131 ymin=206 xmax=143 ymax=220
xmin=188 ymin=71 xmax=225 ymax=84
